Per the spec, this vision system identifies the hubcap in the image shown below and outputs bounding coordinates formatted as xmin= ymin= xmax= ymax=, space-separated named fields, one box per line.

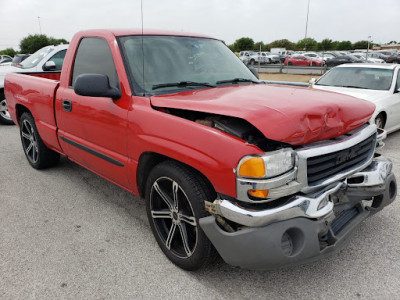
xmin=0 ymin=99 xmax=12 ymax=121
xmin=150 ymin=177 xmax=197 ymax=259
xmin=21 ymin=119 xmax=39 ymax=163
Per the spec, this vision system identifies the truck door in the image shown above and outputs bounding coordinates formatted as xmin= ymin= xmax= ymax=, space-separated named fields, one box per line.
xmin=56 ymin=37 xmax=130 ymax=188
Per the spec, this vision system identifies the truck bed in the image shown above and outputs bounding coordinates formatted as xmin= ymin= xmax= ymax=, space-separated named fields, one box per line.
xmin=5 ymin=72 xmax=62 ymax=152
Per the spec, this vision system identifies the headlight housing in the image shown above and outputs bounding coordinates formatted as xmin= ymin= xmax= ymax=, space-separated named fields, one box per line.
xmin=237 ymin=149 xmax=295 ymax=179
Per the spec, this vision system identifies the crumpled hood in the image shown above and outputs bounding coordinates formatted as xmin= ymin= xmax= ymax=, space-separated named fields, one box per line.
xmin=150 ymin=84 xmax=375 ymax=146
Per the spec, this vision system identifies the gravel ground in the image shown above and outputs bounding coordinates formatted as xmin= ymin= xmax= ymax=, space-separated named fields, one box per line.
xmin=1 ymin=124 xmax=399 ymax=300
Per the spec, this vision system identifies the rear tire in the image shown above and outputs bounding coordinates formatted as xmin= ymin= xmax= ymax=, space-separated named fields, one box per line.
xmin=145 ymin=161 xmax=217 ymax=270
xmin=0 ymin=91 xmax=14 ymax=125
xmin=19 ymin=112 xmax=60 ymax=169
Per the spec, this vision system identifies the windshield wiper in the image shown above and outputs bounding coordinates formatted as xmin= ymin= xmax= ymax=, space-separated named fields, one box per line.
xmin=152 ymin=81 xmax=216 ymax=90
xmin=338 ymin=85 xmax=364 ymax=89
xmin=216 ymin=78 xmax=260 ymax=85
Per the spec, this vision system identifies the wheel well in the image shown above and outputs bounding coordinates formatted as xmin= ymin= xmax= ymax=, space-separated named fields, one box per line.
xmin=136 ymin=152 xmax=216 ymax=199
xmin=376 ymin=112 xmax=387 ymax=128
xmin=15 ymin=104 xmax=31 ymax=125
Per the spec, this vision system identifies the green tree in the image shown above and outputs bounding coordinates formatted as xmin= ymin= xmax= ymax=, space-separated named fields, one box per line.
xmin=318 ymin=39 xmax=334 ymax=51
xmin=296 ymin=38 xmax=318 ymax=51
xmin=254 ymin=41 xmax=267 ymax=51
xmin=331 ymin=41 xmax=340 ymax=50
xmin=337 ymin=40 xmax=353 ymax=51
xmin=352 ymin=40 xmax=369 ymax=49
xmin=232 ymin=37 xmax=254 ymax=52
xmin=48 ymin=38 xmax=68 ymax=45
xmin=0 ymin=48 xmax=17 ymax=57
xmin=267 ymin=39 xmax=295 ymax=50
xmin=19 ymin=34 xmax=69 ymax=54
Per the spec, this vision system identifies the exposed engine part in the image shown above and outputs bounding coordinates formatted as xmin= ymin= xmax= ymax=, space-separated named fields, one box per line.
xmin=216 ymin=216 xmax=235 ymax=233
xmin=156 ymin=107 xmax=290 ymax=152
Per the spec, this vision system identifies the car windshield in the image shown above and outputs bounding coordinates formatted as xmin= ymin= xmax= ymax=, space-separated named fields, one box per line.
xmin=316 ymin=67 xmax=393 ymax=91
xmin=118 ymin=35 xmax=258 ymax=95
xmin=19 ymin=46 xmax=53 ymax=69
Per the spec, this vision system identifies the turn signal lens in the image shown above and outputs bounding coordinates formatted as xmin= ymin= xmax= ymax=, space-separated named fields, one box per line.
xmin=238 ymin=157 xmax=265 ymax=178
xmin=249 ymin=189 xmax=269 ymax=198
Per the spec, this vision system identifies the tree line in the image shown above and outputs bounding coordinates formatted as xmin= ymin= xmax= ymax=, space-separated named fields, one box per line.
xmin=0 ymin=34 xmax=68 ymax=56
xmin=227 ymin=37 xmax=391 ymax=52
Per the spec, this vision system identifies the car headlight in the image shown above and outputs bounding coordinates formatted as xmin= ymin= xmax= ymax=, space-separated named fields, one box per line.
xmin=237 ymin=149 xmax=295 ymax=179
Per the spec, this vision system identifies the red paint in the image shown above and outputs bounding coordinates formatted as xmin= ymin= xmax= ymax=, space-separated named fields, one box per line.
xmin=4 ymin=29 xmax=376 ymax=199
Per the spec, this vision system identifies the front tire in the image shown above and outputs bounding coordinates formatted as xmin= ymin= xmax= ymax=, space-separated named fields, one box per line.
xmin=0 ymin=91 xmax=14 ymax=125
xmin=19 ymin=112 xmax=60 ymax=169
xmin=375 ymin=114 xmax=385 ymax=129
xmin=145 ymin=161 xmax=217 ymax=270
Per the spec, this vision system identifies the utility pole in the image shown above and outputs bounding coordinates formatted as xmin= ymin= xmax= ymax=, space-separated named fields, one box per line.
xmin=366 ymin=36 xmax=371 ymax=60
xmin=304 ymin=0 xmax=310 ymax=51
xmin=38 ymin=16 xmax=42 ymax=34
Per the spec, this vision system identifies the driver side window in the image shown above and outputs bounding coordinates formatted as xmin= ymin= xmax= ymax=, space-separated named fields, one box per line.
xmin=396 ymin=70 xmax=400 ymax=91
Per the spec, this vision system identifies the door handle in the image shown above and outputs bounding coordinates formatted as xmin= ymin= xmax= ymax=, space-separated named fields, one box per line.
xmin=62 ymin=100 xmax=72 ymax=112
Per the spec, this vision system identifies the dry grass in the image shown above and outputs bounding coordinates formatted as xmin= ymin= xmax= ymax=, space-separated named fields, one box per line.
xmin=259 ymin=73 xmax=320 ymax=83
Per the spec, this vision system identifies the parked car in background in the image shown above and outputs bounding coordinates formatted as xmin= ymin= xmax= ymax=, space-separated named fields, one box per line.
xmin=312 ymin=64 xmax=400 ymax=133
xmin=0 ymin=55 xmax=13 ymax=65
xmin=325 ymin=55 xmax=363 ymax=67
xmin=387 ymin=55 xmax=400 ymax=64
xmin=11 ymin=54 xmax=30 ymax=67
xmin=352 ymin=53 xmax=385 ymax=64
xmin=368 ymin=52 xmax=389 ymax=62
xmin=259 ymin=52 xmax=280 ymax=64
xmin=0 ymin=44 xmax=68 ymax=125
xmin=284 ymin=55 xmax=323 ymax=66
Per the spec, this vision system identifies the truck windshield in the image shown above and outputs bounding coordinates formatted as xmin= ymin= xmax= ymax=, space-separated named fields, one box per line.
xmin=18 ymin=46 xmax=54 ymax=69
xmin=316 ymin=67 xmax=393 ymax=91
xmin=118 ymin=35 xmax=258 ymax=95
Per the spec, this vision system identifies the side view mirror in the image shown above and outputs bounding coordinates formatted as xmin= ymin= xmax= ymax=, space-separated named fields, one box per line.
xmin=248 ymin=66 xmax=259 ymax=79
xmin=309 ymin=77 xmax=316 ymax=87
xmin=43 ymin=61 xmax=56 ymax=71
xmin=74 ymin=74 xmax=121 ymax=99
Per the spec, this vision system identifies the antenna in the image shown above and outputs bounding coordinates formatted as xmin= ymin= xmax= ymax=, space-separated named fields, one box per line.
xmin=141 ymin=0 xmax=145 ymax=96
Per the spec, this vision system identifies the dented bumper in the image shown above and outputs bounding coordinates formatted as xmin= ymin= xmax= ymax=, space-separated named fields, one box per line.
xmin=200 ymin=156 xmax=397 ymax=270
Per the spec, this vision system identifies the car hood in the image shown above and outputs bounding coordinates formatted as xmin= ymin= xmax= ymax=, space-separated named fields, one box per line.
xmin=313 ymin=85 xmax=389 ymax=103
xmin=150 ymin=84 xmax=375 ymax=146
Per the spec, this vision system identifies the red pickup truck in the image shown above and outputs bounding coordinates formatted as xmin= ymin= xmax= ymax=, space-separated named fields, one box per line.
xmin=5 ymin=29 xmax=397 ymax=270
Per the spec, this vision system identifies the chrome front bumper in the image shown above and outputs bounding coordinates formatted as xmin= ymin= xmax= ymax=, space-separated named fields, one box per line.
xmin=206 ymin=156 xmax=396 ymax=228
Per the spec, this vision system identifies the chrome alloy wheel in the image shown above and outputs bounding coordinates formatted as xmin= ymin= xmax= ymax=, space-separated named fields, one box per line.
xmin=0 ymin=99 xmax=12 ymax=121
xmin=149 ymin=177 xmax=198 ymax=259
xmin=21 ymin=119 xmax=39 ymax=163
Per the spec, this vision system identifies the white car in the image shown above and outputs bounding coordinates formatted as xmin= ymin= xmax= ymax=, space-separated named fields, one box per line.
xmin=311 ymin=64 xmax=400 ymax=133
xmin=0 ymin=44 xmax=68 ymax=125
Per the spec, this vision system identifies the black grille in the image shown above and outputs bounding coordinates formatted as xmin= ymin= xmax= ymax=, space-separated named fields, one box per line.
xmin=307 ymin=134 xmax=376 ymax=185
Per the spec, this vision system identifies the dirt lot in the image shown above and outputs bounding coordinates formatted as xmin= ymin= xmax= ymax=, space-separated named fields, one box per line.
xmin=259 ymin=73 xmax=319 ymax=83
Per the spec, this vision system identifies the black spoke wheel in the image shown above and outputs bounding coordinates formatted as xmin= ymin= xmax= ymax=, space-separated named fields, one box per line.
xmin=19 ymin=112 xmax=60 ymax=169
xmin=145 ymin=161 xmax=217 ymax=270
